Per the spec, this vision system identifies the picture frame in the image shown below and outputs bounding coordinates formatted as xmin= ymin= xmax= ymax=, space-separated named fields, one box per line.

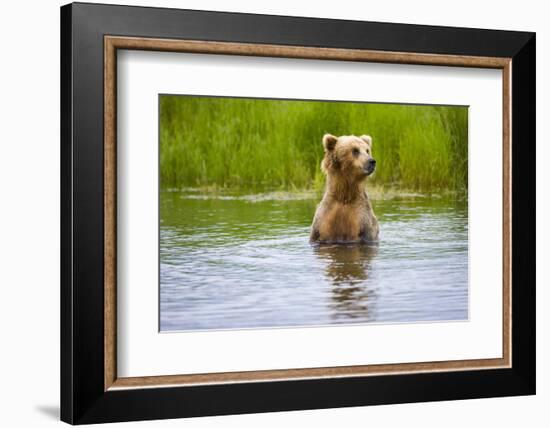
xmin=60 ymin=2 xmax=535 ymax=424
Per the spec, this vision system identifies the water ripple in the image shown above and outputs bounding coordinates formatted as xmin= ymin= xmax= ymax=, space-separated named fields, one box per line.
xmin=160 ymin=192 xmax=468 ymax=331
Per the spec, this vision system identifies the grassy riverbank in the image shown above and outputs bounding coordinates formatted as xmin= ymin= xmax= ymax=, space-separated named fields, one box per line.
xmin=160 ymin=95 xmax=468 ymax=193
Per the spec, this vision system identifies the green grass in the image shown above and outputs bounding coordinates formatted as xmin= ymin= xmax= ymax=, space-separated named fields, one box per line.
xmin=160 ymin=95 xmax=468 ymax=193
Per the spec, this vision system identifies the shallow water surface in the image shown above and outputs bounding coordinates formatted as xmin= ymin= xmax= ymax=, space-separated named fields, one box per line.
xmin=160 ymin=190 xmax=468 ymax=331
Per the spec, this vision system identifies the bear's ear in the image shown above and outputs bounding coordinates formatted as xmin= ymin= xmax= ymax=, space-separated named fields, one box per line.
xmin=360 ymin=135 xmax=373 ymax=148
xmin=323 ymin=134 xmax=338 ymax=151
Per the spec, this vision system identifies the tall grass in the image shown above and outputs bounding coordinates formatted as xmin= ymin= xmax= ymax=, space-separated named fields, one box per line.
xmin=160 ymin=95 xmax=468 ymax=193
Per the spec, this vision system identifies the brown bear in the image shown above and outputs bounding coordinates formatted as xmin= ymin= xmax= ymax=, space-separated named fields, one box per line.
xmin=310 ymin=134 xmax=379 ymax=243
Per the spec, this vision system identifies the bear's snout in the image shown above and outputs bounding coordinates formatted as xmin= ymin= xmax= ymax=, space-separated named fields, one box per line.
xmin=364 ymin=158 xmax=376 ymax=175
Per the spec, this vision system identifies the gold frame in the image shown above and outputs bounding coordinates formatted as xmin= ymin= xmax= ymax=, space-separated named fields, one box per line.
xmin=104 ymin=36 xmax=512 ymax=391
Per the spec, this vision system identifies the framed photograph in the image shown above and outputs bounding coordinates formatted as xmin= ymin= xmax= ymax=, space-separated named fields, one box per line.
xmin=60 ymin=2 xmax=535 ymax=424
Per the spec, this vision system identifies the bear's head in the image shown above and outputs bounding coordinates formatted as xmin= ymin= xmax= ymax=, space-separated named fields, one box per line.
xmin=321 ymin=134 xmax=376 ymax=180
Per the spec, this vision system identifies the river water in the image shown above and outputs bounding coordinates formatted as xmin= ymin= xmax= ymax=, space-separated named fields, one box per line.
xmin=160 ymin=190 xmax=468 ymax=332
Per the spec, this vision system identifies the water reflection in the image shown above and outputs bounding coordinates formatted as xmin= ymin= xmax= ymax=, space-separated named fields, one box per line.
xmin=314 ymin=243 xmax=378 ymax=321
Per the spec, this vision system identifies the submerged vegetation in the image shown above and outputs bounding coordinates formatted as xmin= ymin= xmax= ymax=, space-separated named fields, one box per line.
xmin=160 ymin=95 xmax=468 ymax=193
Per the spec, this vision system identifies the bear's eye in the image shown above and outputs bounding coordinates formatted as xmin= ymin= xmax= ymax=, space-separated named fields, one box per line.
xmin=352 ymin=148 xmax=360 ymax=157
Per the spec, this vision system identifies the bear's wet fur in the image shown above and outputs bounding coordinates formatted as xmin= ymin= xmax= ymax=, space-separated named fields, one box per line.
xmin=310 ymin=134 xmax=379 ymax=243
